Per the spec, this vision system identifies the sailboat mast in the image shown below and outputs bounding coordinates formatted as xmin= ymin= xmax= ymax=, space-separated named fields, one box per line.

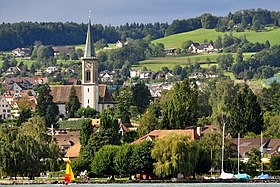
xmin=238 ymin=133 xmax=240 ymax=174
xmin=221 ymin=123 xmax=225 ymax=173
xmin=261 ymin=131 xmax=263 ymax=172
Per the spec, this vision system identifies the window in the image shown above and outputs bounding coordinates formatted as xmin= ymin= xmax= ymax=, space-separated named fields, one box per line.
xmin=7 ymin=109 xmax=10 ymax=113
xmin=86 ymin=70 xmax=91 ymax=81
xmin=3 ymin=109 xmax=6 ymax=112
xmin=88 ymin=99 xmax=89 ymax=104
xmin=88 ymin=88 xmax=90 ymax=92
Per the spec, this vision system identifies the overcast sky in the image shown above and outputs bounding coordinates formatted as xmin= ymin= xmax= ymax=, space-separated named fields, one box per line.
xmin=0 ymin=0 xmax=280 ymax=26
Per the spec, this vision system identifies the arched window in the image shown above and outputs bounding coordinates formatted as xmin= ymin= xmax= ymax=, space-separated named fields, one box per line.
xmin=86 ymin=70 xmax=91 ymax=81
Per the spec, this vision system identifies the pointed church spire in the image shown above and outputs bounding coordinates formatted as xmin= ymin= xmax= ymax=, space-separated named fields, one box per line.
xmin=84 ymin=10 xmax=95 ymax=58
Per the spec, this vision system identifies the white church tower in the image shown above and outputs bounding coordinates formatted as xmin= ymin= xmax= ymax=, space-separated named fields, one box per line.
xmin=82 ymin=14 xmax=99 ymax=110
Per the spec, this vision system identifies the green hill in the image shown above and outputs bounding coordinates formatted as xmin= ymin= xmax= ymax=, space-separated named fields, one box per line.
xmin=152 ymin=28 xmax=280 ymax=49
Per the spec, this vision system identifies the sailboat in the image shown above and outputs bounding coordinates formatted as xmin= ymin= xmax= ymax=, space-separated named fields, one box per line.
xmin=219 ymin=123 xmax=236 ymax=179
xmin=234 ymin=133 xmax=251 ymax=180
xmin=257 ymin=132 xmax=271 ymax=179
xmin=65 ymin=157 xmax=75 ymax=184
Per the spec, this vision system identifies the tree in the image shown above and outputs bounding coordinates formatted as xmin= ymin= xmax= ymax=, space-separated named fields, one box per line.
xmin=130 ymin=141 xmax=154 ymax=178
xmin=36 ymin=45 xmax=54 ymax=61
xmin=217 ymin=54 xmax=234 ymax=71
xmin=91 ymin=145 xmax=119 ymax=179
xmin=201 ymin=13 xmax=218 ymax=29
xmin=17 ymin=108 xmax=32 ymax=125
xmin=236 ymin=48 xmax=243 ymax=64
xmin=152 ymin=133 xmax=198 ymax=178
xmin=30 ymin=64 xmax=35 ymax=74
xmin=79 ymin=119 xmax=94 ymax=147
xmin=138 ymin=110 xmax=159 ymax=137
xmin=229 ymin=84 xmax=263 ymax=137
xmin=270 ymin=156 xmax=280 ymax=170
xmin=161 ymin=78 xmax=199 ymax=129
xmin=116 ymin=86 xmax=133 ymax=123
xmin=35 ymin=84 xmax=59 ymax=127
xmin=114 ymin=144 xmax=135 ymax=177
xmin=214 ymin=35 xmax=223 ymax=49
xmin=131 ymin=83 xmax=151 ymax=116
xmin=209 ymin=78 xmax=239 ymax=128
xmin=258 ymin=81 xmax=280 ymax=112
xmin=66 ymin=86 xmax=81 ymax=118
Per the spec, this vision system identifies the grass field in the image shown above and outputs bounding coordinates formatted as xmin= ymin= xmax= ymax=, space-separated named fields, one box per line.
xmin=152 ymin=28 xmax=280 ymax=49
xmin=132 ymin=52 xmax=254 ymax=72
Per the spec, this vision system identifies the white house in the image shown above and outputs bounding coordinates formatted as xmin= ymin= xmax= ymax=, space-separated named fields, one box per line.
xmin=46 ymin=67 xmax=59 ymax=74
xmin=189 ymin=43 xmax=215 ymax=54
xmin=116 ymin=40 xmax=128 ymax=48
xmin=0 ymin=96 xmax=11 ymax=119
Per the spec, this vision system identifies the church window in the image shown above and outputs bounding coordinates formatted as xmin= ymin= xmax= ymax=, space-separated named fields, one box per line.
xmin=86 ymin=70 xmax=91 ymax=81
xmin=88 ymin=99 xmax=89 ymax=104
xmin=88 ymin=88 xmax=89 ymax=92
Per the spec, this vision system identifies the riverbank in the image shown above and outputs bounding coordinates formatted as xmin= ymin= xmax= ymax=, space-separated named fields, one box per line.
xmin=0 ymin=178 xmax=280 ymax=185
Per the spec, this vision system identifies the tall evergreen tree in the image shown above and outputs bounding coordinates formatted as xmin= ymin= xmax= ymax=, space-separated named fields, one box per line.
xmin=229 ymin=84 xmax=263 ymax=137
xmin=161 ymin=78 xmax=199 ymax=129
xmin=131 ymin=83 xmax=151 ymax=116
xmin=66 ymin=86 xmax=80 ymax=118
xmin=35 ymin=84 xmax=59 ymax=127
xmin=116 ymin=86 xmax=133 ymax=123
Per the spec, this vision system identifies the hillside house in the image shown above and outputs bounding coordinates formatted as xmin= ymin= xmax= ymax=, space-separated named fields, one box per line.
xmin=189 ymin=43 xmax=215 ymax=54
xmin=46 ymin=67 xmax=59 ymax=74
xmin=116 ymin=40 xmax=128 ymax=48
xmin=12 ymin=48 xmax=31 ymax=57
xmin=52 ymin=46 xmax=75 ymax=56
xmin=164 ymin=48 xmax=177 ymax=55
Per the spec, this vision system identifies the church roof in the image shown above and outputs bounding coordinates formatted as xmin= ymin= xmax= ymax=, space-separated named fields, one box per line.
xmin=83 ymin=15 xmax=95 ymax=58
xmin=50 ymin=85 xmax=114 ymax=104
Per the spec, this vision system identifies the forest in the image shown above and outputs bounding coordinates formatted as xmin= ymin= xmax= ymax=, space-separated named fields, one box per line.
xmin=0 ymin=9 xmax=280 ymax=51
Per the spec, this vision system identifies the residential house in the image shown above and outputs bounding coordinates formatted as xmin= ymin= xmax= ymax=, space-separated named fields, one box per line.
xmin=46 ymin=67 xmax=59 ymax=74
xmin=6 ymin=66 xmax=21 ymax=75
xmin=116 ymin=40 xmax=127 ymax=48
xmin=4 ymin=77 xmax=35 ymax=90
xmin=139 ymin=71 xmax=152 ymax=79
xmin=0 ymin=96 xmax=11 ymax=119
xmin=12 ymin=48 xmax=31 ymax=57
xmin=130 ymin=70 xmax=141 ymax=78
xmin=231 ymin=138 xmax=280 ymax=163
xmin=48 ymin=129 xmax=80 ymax=156
xmin=132 ymin=129 xmax=200 ymax=144
xmin=164 ymin=48 xmax=177 ymax=55
xmin=34 ymin=77 xmax=48 ymax=85
xmin=189 ymin=43 xmax=215 ymax=54
xmin=100 ymin=71 xmax=114 ymax=83
xmin=52 ymin=46 xmax=75 ymax=56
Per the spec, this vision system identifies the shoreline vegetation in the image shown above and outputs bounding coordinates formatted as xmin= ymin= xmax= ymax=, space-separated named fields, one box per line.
xmin=0 ymin=178 xmax=280 ymax=185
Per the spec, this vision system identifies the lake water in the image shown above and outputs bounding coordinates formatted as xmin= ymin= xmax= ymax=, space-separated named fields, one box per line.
xmin=0 ymin=184 xmax=279 ymax=187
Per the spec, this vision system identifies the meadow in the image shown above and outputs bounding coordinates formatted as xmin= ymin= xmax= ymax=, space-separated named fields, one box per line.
xmin=132 ymin=52 xmax=254 ymax=72
xmin=152 ymin=28 xmax=280 ymax=49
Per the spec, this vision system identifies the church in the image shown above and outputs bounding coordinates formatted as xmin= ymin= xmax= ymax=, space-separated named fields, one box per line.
xmin=50 ymin=16 xmax=115 ymax=116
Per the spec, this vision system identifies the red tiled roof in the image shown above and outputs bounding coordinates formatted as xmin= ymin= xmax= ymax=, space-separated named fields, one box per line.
xmin=132 ymin=129 xmax=200 ymax=144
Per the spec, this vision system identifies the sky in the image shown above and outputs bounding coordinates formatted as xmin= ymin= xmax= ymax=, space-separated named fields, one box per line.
xmin=0 ymin=0 xmax=280 ymax=26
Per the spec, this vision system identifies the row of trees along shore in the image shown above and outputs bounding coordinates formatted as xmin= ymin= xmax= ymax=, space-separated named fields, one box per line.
xmin=1 ymin=9 xmax=280 ymax=51
xmin=1 ymin=77 xmax=280 ymax=178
